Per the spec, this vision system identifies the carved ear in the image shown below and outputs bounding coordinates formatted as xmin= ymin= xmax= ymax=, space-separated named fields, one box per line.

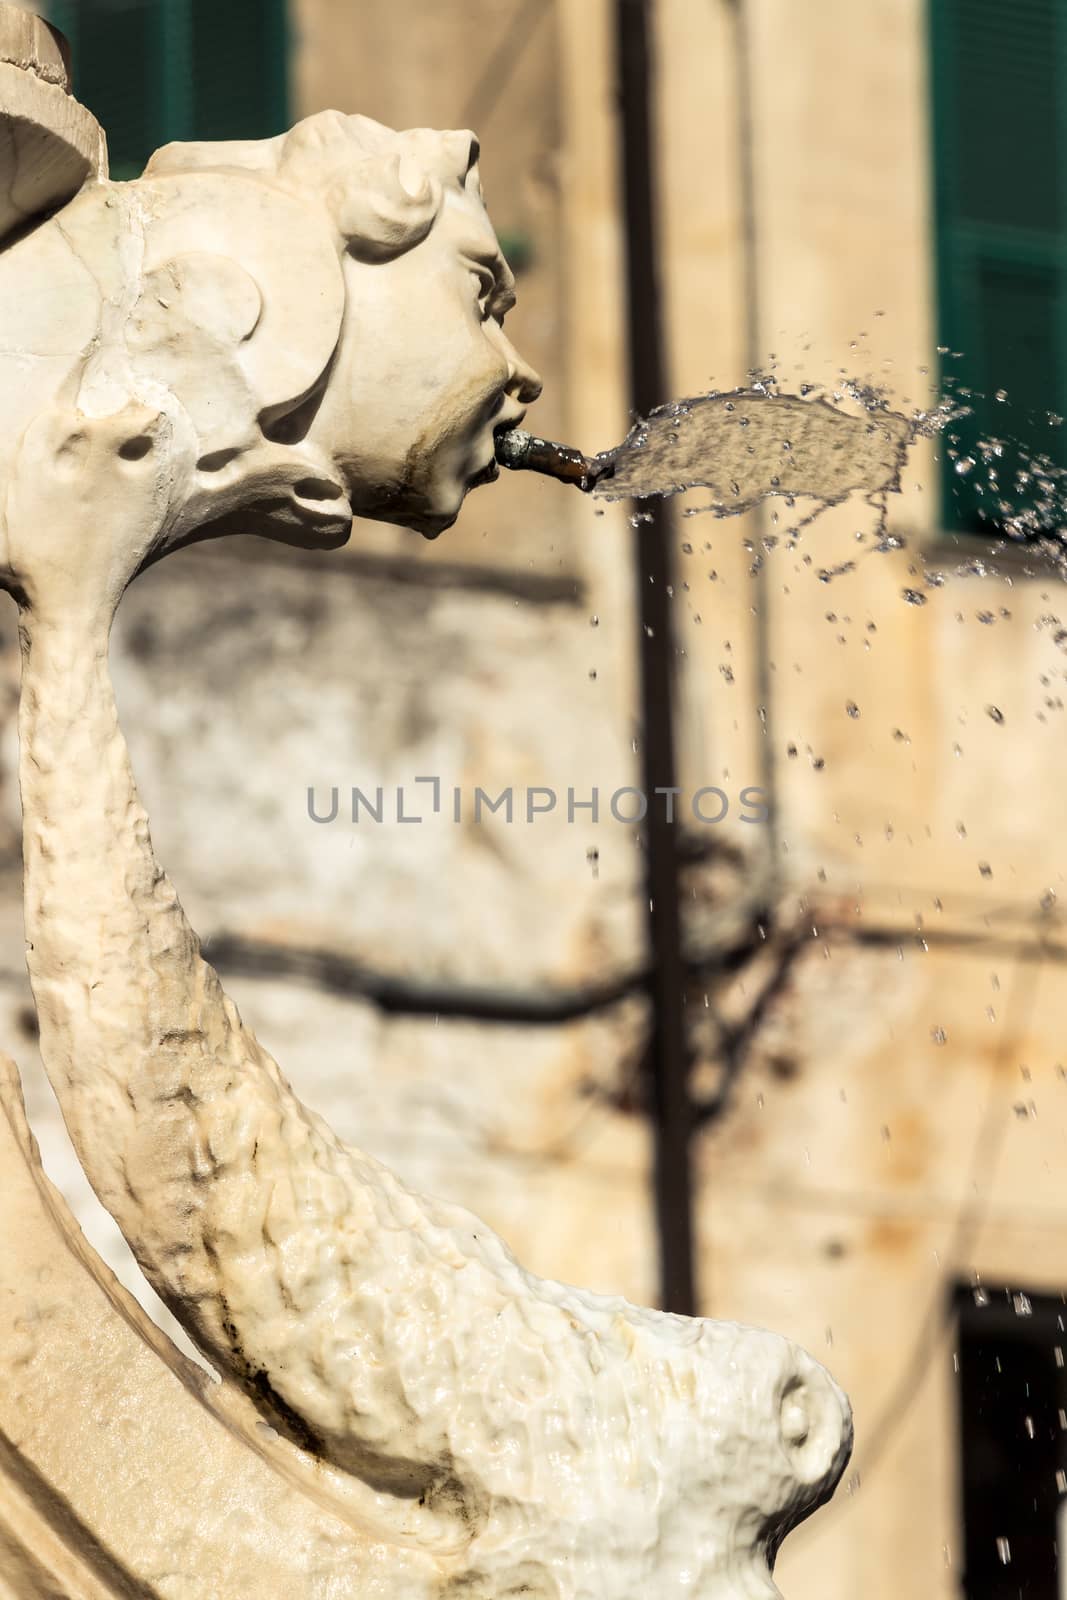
xmin=136 ymin=171 xmax=345 ymax=428
xmin=129 ymin=255 xmax=262 ymax=350
xmin=330 ymin=153 xmax=442 ymax=263
xmin=124 ymin=254 xmax=263 ymax=457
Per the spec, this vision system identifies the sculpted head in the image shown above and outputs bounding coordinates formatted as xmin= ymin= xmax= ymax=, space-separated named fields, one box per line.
xmin=0 ymin=108 xmax=543 ymax=567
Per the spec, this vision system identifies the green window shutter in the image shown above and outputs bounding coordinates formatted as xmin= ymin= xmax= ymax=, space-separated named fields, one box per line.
xmin=189 ymin=0 xmax=288 ymax=144
xmin=43 ymin=0 xmax=289 ymax=181
xmin=929 ymin=0 xmax=1067 ymax=537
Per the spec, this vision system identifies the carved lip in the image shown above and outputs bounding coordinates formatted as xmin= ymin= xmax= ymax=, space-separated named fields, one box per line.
xmin=466 ymin=457 xmax=500 ymax=490
xmin=290 ymin=475 xmax=349 ymax=513
xmin=468 ymin=410 xmax=526 ymax=490
xmin=286 ymin=475 xmax=353 ymax=537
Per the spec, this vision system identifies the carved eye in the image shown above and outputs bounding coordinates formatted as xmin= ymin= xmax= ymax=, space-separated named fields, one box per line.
xmin=469 ymin=265 xmax=496 ymax=319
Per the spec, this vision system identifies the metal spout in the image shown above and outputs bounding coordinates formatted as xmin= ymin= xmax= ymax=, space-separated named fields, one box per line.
xmin=494 ymin=428 xmax=610 ymax=492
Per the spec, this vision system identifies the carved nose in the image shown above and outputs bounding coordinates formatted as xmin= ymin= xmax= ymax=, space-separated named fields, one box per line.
xmin=502 ymin=337 xmax=543 ymax=405
xmin=509 ymin=360 xmax=542 ymax=405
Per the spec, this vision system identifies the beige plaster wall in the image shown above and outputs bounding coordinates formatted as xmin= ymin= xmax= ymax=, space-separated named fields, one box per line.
xmin=648 ymin=5 xmax=1067 ymax=1600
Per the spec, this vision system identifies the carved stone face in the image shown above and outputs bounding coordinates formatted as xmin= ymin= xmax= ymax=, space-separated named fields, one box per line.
xmin=305 ymin=185 xmax=543 ymax=539
xmin=0 ymin=113 xmax=546 ymax=581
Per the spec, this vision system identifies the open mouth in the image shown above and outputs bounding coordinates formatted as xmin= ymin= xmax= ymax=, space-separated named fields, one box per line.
xmin=468 ymin=411 xmax=527 ymax=491
xmin=467 ymin=456 xmax=500 ymax=490
xmin=277 ymin=476 xmax=353 ymax=545
xmin=289 ymin=474 xmax=350 ymax=515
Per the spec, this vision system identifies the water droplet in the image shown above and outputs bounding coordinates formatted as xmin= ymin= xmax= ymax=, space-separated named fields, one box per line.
xmin=590 ymin=614 xmax=599 ymax=627
xmin=846 ymin=701 xmax=860 ymax=718
xmin=901 ymin=588 xmax=927 ymax=606
xmin=986 ymin=705 xmax=1005 ymax=724
xmin=931 ymin=1026 xmax=947 ymax=1045
xmin=996 ymin=1538 xmax=1011 ymax=1566
xmin=955 ymin=456 xmax=975 ymax=476
xmin=979 ymin=861 xmax=993 ymax=878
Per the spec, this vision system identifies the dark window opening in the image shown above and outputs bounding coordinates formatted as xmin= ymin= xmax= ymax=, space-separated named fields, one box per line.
xmin=954 ymin=1282 xmax=1067 ymax=1599
xmin=928 ymin=0 xmax=1067 ymax=540
xmin=43 ymin=0 xmax=289 ymax=180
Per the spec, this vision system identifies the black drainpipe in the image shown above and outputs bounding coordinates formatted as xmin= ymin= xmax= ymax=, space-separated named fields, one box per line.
xmin=726 ymin=0 xmax=779 ymax=880
xmin=614 ymin=0 xmax=696 ymax=1316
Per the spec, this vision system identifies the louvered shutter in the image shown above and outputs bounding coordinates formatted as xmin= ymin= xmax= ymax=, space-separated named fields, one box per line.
xmin=188 ymin=0 xmax=288 ymax=144
xmin=44 ymin=0 xmax=289 ymax=181
xmin=930 ymin=0 xmax=1066 ymax=535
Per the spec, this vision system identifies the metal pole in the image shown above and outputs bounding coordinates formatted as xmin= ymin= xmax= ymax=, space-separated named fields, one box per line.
xmin=728 ymin=0 xmax=780 ymax=877
xmin=614 ymin=0 xmax=695 ymax=1315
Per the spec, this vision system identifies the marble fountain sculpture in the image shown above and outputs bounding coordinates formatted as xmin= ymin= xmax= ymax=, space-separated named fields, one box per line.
xmin=0 ymin=9 xmax=852 ymax=1596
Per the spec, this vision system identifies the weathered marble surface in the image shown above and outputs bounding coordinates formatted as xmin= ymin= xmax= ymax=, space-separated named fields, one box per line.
xmin=0 ymin=9 xmax=104 ymax=247
xmin=0 ymin=6 xmax=851 ymax=1593
xmin=0 ymin=1053 xmax=436 ymax=1599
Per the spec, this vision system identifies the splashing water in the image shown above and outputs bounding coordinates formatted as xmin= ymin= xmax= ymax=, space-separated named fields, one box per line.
xmin=588 ymin=376 xmax=964 ymax=556
xmin=504 ymin=358 xmax=1067 ymax=585
xmin=596 ymin=386 xmax=905 ymax=504
xmin=587 ymin=365 xmax=1067 ymax=576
